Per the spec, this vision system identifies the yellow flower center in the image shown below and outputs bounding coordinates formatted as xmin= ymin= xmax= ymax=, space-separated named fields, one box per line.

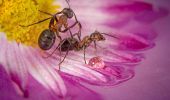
xmin=0 ymin=0 xmax=60 ymax=47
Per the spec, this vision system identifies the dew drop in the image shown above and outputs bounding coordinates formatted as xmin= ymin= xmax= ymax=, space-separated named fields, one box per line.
xmin=88 ymin=56 xmax=105 ymax=69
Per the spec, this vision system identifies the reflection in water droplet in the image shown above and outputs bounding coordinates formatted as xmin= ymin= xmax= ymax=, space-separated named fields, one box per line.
xmin=88 ymin=56 xmax=105 ymax=69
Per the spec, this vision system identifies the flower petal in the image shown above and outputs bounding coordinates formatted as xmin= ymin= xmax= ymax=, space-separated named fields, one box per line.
xmin=49 ymin=47 xmax=139 ymax=86
xmin=115 ymin=32 xmax=155 ymax=51
xmin=0 ymin=34 xmax=9 ymax=73
xmin=23 ymin=46 xmax=67 ymax=97
xmin=62 ymin=0 xmax=168 ymax=35
xmin=88 ymin=62 xmax=135 ymax=86
xmin=0 ymin=33 xmax=29 ymax=97
xmin=59 ymin=0 xmax=161 ymax=51
xmin=61 ymin=75 xmax=103 ymax=100
xmin=60 ymin=58 xmax=107 ymax=84
xmin=134 ymin=6 xmax=169 ymax=23
xmin=102 ymin=1 xmax=169 ymax=27
xmin=0 ymin=33 xmax=67 ymax=97
xmin=1 ymin=0 xmax=168 ymax=99
xmin=58 ymin=54 xmax=135 ymax=86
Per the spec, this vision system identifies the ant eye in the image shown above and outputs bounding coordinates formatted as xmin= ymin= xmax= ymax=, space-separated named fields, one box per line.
xmin=101 ymin=36 xmax=105 ymax=40
xmin=63 ymin=8 xmax=73 ymax=18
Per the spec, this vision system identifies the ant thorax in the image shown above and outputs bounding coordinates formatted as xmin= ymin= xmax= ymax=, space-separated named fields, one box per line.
xmin=59 ymin=38 xmax=79 ymax=52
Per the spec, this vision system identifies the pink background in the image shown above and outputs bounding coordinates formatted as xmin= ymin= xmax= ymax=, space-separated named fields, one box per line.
xmin=96 ymin=0 xmax=170 ymax=99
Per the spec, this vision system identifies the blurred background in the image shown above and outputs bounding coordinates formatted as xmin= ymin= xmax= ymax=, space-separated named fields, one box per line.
xmin=94 ymin=0 xmax=170 ymax=100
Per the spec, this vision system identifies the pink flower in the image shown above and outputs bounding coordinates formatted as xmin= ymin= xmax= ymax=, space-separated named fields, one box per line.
xmin=0 ymin=0 xmax=168 ymax=99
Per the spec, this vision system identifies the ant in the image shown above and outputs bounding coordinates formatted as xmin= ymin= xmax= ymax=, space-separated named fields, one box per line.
xmin=45 ymin=30 xmax=118 ymax=69
xmin=20 ymin=0 xmax=82 ymax=50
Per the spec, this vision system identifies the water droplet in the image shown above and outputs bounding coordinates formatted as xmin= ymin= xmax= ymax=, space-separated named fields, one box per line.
xmin=88 ymin=56 xmax=105 ymax=69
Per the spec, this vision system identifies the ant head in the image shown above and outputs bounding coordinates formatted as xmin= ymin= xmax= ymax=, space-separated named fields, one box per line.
xmin=62 ymin=0 xmax=74 ymax=18
xmin=62 ymin=8 xmax=74 ymax=18
xmin=98 ymin=34 xmax=106 ymax=41
xmin=92 ymin=31 xmax=106 ymax=41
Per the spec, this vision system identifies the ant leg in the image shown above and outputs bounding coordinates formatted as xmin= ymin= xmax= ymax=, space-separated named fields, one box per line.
xmin=60 ymin=21 xmax=82 ymax=40
xmin=64 ymin=23 xmax=74 ymax=38
xmin=39 ymin=10 xmax=60 ymax=24
xmin=49 ymin=17 xmax=55 ymax=29
xmin=93 ymin=41 xmax=98 ymax=56
xmin=59 ymin=21 xmax=78 ymax=33
xmin=19 ymin=17 xmax=52 ymax=27
xmin=68 ymin=28 xmax=73 ymax=38
xmin=94 ymin=41 xmax=97 ymax=51
xmin=70 ymin=22 xmax=82 ymax=41
xmin=59 ymin=44 xmax=62 ymax=69
xmin=58 ymin=43 xmax=71 ymax=69
xmin=72 ymin=11 xmax=82 ymax=40
xmin=44 ymin=40 xmax=64 ymax=58
xmin=39 ymin=10 xmax=62 ymax=16
xmin=65 ymin=0 xmax=71 ymax=8
xmin=56 ymin=31 xmax=62 ymax=41
xmin=101 ymin=33 xmax=119 ymax=39
xmin=73 ymin=10 xmax=82 ymax=30
xmin=77 ymin=22 xmax=82 ymax=41
xmin=72 ymin=10 xmax=78 ymax=22
xmin=61 ymin=20 xmax=74 ymax=38
xmin=83 ymin=47 xmax=87 ymax=64
xmin=54 ymin=14 xmax=59 ymax=22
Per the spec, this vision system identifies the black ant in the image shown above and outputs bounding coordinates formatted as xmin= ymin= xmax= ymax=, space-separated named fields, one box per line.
xmin=45 ymin=30 xmax=118 ymax=69
xmin=20 ymin=0 xmax=82 ymax=50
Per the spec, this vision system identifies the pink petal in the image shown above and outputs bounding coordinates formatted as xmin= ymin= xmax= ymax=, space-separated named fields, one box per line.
xmin=115 ymin=32 xmax=155 ymax=51
xmin=61 ymin=75 xmax=103 ymax=100
xmin=123 ymin=25 xmax=158 ymax=41
xmin=89 ymin=61 xmax=135 ymax=86
xmin=59 ymin=0 xmax=160 ymax=51
xmin=104 ymin=1 xmax=152 ymax=13
xmin=0 ymin=34 xmax=9 ymax=73
xmin=0 ymin=33 xmax=67 ymax=97
xmin=0 ymin=65 xmax=103 ymax=100
xmin=102 ymin=1 xmax=169 ymax=27
xmin=23 ymin=47 xmax=67 ymax=97
xmin=1 ymin=0 xmax=166 ymax=98
xmin=134 ymin=7 xmax=169 ymax=23
xmin=53 ymin=48 xmax=141 ymax=85
xmin=60 ymin=58 xmax=107 ymax=84
xmin=59 ymin=56 xmax=135 ymax=86
xmin=63 ymin=0 xmax=168 ymax=31
xmin=0 ymin=34 xmax=28 ymax=97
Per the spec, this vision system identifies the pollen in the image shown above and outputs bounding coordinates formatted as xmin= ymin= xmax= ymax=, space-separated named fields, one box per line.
xmin=0 ymin=0 xmax=60 ymax=47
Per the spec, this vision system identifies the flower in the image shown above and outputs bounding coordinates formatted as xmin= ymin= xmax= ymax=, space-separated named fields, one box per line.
xmin=0 ymin=0 xmax=168 ymax=99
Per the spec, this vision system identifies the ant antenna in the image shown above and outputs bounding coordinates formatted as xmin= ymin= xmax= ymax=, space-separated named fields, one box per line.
xmin=19 ymin=17 xmax=52 ymax=27
xmin=101 ymin=33 xmax=119 ymax=39
xmin=65 ymin=0 xmax=71 ymax=8
xmin=38 ymin=10 xmax=53 ymax=16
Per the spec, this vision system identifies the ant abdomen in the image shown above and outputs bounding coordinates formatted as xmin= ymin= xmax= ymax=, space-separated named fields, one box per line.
xmin=38 ymin=29 xmax=56 ymax=50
